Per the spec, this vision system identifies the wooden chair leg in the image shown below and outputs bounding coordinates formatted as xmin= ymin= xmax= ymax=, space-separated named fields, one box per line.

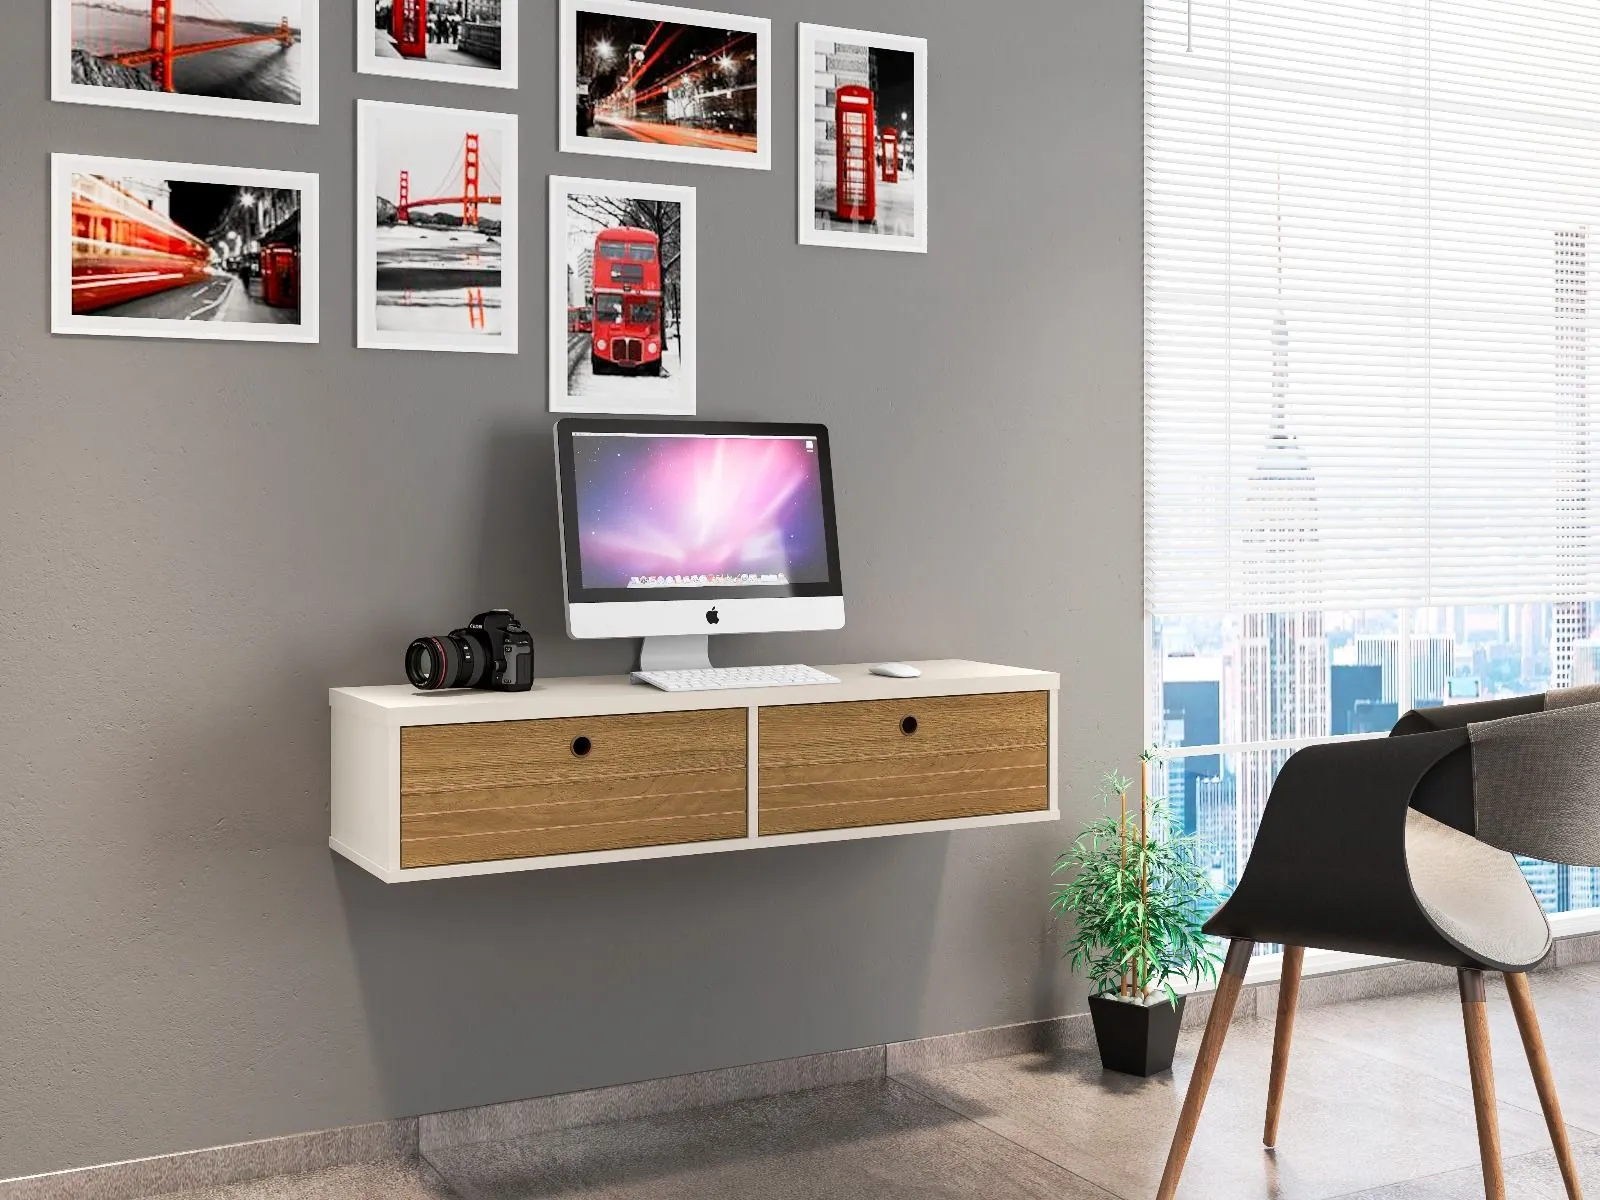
xmin=1263 ymin=944 xmax=1304 ymax=1149
xmin=1504 ymin=972 xmax=1583 ymax=1199
xmin=1156 ymin=939 xmax=1255 ymax=1200
xmin=1459 ymin=969 xmax=1506 ymax=1200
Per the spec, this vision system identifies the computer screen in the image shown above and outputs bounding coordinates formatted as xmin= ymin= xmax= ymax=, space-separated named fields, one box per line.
xmin=569 ymin=429 xmax=830 ymax=592
xmin=555 ymin=418 xmax=845 ymax=639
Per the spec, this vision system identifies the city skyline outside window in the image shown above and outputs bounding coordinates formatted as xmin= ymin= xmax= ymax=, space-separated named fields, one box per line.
xmin=1152 ymin=602 xmax=1600 ymax=919
xmin=1146 ymin=0 xmax=1600 ymax=936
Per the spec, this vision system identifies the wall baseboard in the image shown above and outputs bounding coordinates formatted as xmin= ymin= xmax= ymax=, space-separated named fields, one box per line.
xmin=10 ymin=931 xmax=1599 ymax=1200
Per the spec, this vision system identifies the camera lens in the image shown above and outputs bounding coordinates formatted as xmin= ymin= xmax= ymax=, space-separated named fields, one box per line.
xmin=405 ymin=632 xmax=486 ymax=690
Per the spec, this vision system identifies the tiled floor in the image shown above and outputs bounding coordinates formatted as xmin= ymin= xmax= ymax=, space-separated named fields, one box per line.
xmin=148 ymin=963 xmax=1600 ymax=1200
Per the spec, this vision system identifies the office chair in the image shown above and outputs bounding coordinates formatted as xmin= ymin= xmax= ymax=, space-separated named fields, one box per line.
xmin=1156 ymin=685 xmax=1600 ymax=1200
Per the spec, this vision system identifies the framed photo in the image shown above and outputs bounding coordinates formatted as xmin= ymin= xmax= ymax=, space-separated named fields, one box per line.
xmin=356 ymin=100 xmax=518 ymax=354
xmin=52 ymin=154 xmax=319 ymax=344
xmin=549 ymin=176 xmax=696 ymax=415
xmin=797 ymin=24 xmax=926 ymax=253
xmin=52 ymin=0 xmax=319 ymax=124
xmin=559 ymin=0 xmax=770 ymax=171
xmin=359 ymin=1 xmax=518 ymax=89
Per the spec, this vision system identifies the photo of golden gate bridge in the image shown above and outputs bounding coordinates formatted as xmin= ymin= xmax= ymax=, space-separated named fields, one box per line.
xmin=56 ymin=0 xmax=313 ymax=122
xmin=359 ymin=101 xmax=518 ymax=354
xmin=564 ymin=1 xmax=769 ymax=170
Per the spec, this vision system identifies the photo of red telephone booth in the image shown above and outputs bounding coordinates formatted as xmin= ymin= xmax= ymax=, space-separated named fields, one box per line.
xmin=834 ymin=84 xmax=876 ymax=224
xmin=391 ymin=0 xmax=428 ymax=59
xmin=260 ymin=246 xmax=300 ymax=309
xmin=881 ymin=127 xmax=900 ymax=183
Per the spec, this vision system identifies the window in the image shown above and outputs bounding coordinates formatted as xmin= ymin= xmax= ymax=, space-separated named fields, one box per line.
xmin=627 ymin=300 xmax=658 ymax=326
xmin=626 ymin=243 xmax=657 ymax=262
xmin=598 ymin=242 xmax=626 ymax=260
xmin=594 ymin=295 xmax=623 ymax=322
xmin=1146 ymin=0 xmax=1600 ymax=918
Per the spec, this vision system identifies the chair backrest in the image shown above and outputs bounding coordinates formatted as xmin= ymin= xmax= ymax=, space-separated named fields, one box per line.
xmin=1468 ymin=695 xmax=1600 ymax=868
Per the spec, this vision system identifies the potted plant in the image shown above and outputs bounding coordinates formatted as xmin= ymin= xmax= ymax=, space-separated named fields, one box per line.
xmin=1051 ymin=750 xmax=1221 ymax=1076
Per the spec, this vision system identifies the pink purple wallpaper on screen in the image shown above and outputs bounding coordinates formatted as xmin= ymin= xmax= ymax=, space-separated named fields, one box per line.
xmin=572 ymin=434 xmax=831 ymax=590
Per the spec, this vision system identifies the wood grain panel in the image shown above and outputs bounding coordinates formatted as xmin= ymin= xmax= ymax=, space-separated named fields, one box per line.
xmin=401 ymin=708 xmax=746 ymax=867
xmin=759 ymin=691 xmax=1049 ymax=835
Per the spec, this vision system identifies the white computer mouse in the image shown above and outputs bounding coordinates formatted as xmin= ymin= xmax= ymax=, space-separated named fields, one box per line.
xmin=869 ymin=662 xmax=922 ymax=679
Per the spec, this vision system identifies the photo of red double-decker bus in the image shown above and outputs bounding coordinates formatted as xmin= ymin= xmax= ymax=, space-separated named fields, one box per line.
xmin=590 ymin=226 xmax=661 ymax=376
xmin=555 ymin=178 xmax=693 ymax=413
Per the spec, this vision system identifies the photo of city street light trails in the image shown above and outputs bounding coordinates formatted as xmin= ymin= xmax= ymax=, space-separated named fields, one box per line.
xmin=54 ymin=156 xmax=316 ymax=343
xmin=61 ymin=0 xmax=310 ymax=114
xmin=359 ymin=101 xmax=518 ymax=353
xmin=566 ymin=1 xmax=767 ymax=166
xmin=810 ymin=41 xmax=917 ymax=239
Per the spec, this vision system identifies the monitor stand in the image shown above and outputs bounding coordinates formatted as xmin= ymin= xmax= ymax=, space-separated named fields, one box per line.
xmin=638 ymin=634 xmax=712 ymax=673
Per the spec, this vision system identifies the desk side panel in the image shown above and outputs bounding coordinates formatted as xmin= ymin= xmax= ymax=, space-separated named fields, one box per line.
xmin=331 ymin=708 xmax=398 ymax=877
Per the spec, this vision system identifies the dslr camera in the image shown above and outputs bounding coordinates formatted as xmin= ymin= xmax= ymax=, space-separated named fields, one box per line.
xmin=405 ymin=610 xmax=534 ymax=692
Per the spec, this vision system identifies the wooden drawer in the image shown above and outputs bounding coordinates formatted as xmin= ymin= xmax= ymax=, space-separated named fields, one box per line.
xmin=400 ymin=709 xmax=747 ymax=868
xmin=757 ymin=691 xmax=1049 ymax=835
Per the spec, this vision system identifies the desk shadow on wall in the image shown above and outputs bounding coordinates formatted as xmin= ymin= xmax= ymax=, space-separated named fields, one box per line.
xmin=333 ymin=833 xmax=955 ymax=1121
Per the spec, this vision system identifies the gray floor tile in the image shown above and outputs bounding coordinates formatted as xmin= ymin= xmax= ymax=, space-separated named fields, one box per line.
xmin=140 ymin=1160 xmax=457 ymax=1200
xmin=896 ymin=1015 xmax=1567 ymax=1200
xmin=1299 ymin=969 xmax=1600 ymax=1136
xmin=1336 ymin=1138 xmax=1600 ymax=1198
xmin=423 ymin=1079 xmax=1113 ymax=1200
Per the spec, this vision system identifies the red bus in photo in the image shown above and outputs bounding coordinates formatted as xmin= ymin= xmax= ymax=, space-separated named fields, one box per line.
xmin=590 ymin=226 xmax=662 ymax=376
xmin=70 ymin=174 xmax=211 ymax=313
xmin=568 ymin=304 xmax=592 ymax=334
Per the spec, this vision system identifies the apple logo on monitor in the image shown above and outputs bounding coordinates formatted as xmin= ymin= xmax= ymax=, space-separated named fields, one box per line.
xmin=705 ymin=607 xmax=720 ymax=625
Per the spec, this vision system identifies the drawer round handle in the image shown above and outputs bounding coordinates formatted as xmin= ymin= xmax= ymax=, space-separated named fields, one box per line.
xmin=900 ymin=715 xmax=919 ymax=736
xmin=571 ymin=736 xmax=593 ymax=757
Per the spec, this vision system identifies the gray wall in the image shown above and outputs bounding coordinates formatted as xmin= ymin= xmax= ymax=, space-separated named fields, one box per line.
xmin=0 ymin=0 xmax=1142 ymax=1178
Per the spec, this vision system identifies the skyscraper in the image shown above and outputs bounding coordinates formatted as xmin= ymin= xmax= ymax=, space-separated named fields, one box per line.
xmin=1573 ymin=636 xmax=1600 ymax=686
xmin=1554 ymin=228 xmax=1592 ymax=689
xmin=1231 ymin=181 xmax=1330 ymax=859
xmin=1163 ymin=655 xmax=1222 ymax=835
xmin=1330 ymin=663 xmax=1383 ymax=735
xmin=1353 ymin=633 xmax=1456 ymax=707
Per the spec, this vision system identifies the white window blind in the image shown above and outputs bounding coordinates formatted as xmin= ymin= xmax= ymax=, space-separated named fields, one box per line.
xmin=1146 ymin=0 xmax=1600 ymax=616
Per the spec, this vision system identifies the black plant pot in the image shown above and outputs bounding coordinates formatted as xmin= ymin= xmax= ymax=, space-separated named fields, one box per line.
xmin=1087 ymin=991 xmax=1186 ymax=1077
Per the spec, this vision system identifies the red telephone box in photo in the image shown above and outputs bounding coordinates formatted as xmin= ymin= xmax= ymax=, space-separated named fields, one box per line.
xmin=392 ymin=0 xmax=428 ymax=59
xmin=881 ymin=128 xmax=900 ymax=183
xmin=835 ymin=85 xmax=876 ymax=223
xmin=260 ymin=246 xmax=299 ymax=309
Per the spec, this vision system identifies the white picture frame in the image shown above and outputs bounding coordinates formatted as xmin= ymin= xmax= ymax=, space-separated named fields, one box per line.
xmin=357 ymin=0 xmax=519 ymax=90
xmin=52 ymin=153 xmax=320 ymax=344
xmin=549 ymin=175 xmax=696 ymax=415
xmin=559 ymin=0 xmax=770 ymax=171
xmin=356 ymin=99 xmax=519 ymax=354
xmin=797 ymin=23 xmax=927 ymax=253
xmin=51 ymin=0 xmax=320 ymax=125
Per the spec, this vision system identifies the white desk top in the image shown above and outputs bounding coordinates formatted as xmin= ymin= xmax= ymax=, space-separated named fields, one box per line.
xmin=330 ymin=659 xmax=1058 ymax=726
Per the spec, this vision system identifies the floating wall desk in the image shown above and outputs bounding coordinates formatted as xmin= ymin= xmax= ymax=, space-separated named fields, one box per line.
xmin=330 ymin=660 xmax=1059 ymax=882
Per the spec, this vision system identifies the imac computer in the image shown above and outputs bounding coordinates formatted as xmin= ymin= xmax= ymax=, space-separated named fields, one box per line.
xmin=554 ymin=417 xmax=845 ymax=683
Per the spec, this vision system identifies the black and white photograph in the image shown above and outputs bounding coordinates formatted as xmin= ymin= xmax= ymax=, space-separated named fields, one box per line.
xmin=52 ymin=0 xmax=318 ymax=123
xmin=549 ymin=176 xmax=695 ymax=414
xmin=798 ymin=23 xmax=926 ymax=253
xmin=359 ymin=1 xmax=516 ymax=89
xmin=357 ymin=100 xmax=518 ymax=354
xmin=559 ymin=0 xmax=769 ymax=171
xmin=52 ymin=154 xmax=318 ymax=343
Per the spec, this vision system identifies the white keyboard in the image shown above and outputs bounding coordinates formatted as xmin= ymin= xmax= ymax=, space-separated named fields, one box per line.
xmin=631 ymin=664 xmax=841 ymax=692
